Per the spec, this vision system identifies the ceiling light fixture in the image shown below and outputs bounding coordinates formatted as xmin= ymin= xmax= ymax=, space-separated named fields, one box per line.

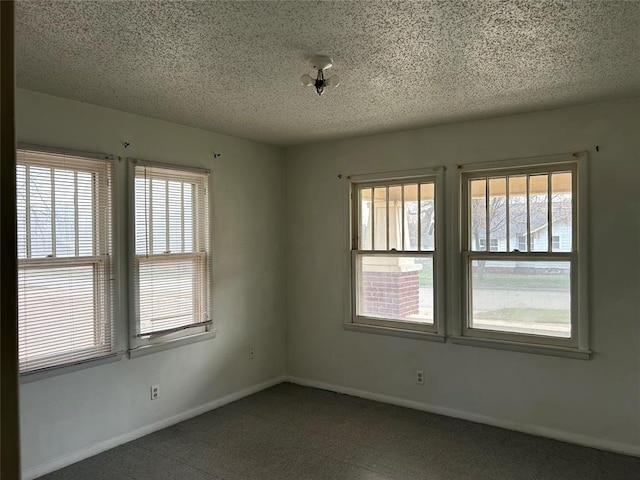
xmin=300 ymin=55 xmax=340 ymax=96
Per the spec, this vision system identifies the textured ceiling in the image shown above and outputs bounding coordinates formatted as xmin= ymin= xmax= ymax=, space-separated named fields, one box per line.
xmin=16 ymin=0 xmax=640 ymax=146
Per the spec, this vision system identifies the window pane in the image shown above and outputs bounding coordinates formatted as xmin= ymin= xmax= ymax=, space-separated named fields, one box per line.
xmin=17 ymin=165 xmax=27 ymax=259
xmin=388 ymin=185 xmax=402 ymax=250
xmin=469 ymin=259 xmax=571 ymax=338
xmin=19 ymin=264 xmax=98 ymax=365
xmin=488 ymin=177 xmax=506 ymax=252
xmin=359 ymin=188 xmax=373 ymax=250
xmin=77 ymin=172 xmax=94 ymax=256
xmin=54 ymin=169 xmax=77 ymax=257
xmin=357 ymin=254 xmax=433 ymax=324
xmin=551 ymin=172 xmax=572 ymax=252
xmin=529 ymin=175 xmax=548 ymax=252
xmin=29 ymin=166 xmax=53 ymax=258
xmin=373 ymin=187 xmax=387 ymax=250
xmin=138 ymin=257 xmax=204 ymax=334
xmin=508 ymin=176 xmax=527 ymax=252
xmin=168 ymin=181 xmax=183 ymax=253
xmin=151 ymin=179 xmax=167 ymax=254
xmin=403 ymin=184 xmax=418 ymax=251
xmin=135 ymin=177 xmax=149 ymax=255
xmin=470 ymin=179 xmax=486 ymax=251
xmin=184 ymin=184 xmax=194 ymax=252
xmin=420 ymin=183 xmax=435 ymax=251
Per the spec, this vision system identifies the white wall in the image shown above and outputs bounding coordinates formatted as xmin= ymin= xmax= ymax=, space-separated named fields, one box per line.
xmin=285 ymin=98 xmax=640 ymax=453
xmin=16 ymin=89 xmax=286 ymax=476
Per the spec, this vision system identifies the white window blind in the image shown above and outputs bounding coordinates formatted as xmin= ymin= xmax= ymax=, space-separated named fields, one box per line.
xmin=17 ymin=148 xmax=114 ymax=374
xmin=133 ymin=164 xmax=210 ymax=337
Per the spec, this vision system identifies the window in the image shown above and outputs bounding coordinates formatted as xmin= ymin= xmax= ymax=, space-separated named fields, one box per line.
xmin=132 ymin=163 xmax=211 ymax=347
xmin=17 ymin=148 xmax=114 ymax=373
xmin=349 ymin=169 xmax=444 ymax=336
xmin=478 ymin=238 xmax=499 ymax=252
xmin=459 ymin=155 xmax=587 ymax=354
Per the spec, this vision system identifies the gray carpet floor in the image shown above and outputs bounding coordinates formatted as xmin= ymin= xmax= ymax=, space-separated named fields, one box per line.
xmin=39 ymin=383 xmax=638 ymax=479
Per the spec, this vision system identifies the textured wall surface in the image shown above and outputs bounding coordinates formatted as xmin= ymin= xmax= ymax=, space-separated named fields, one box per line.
xmin=285 ymin=98 xmax=640 ymax=451
xmin=15 ymin=1 xmax=640 ymax=145
xmin=16 ymin=89 xmax=286 ymax=476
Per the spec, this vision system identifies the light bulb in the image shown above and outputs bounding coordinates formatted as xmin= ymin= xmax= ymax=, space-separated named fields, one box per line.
xmin=325 ymin=75 xmax=341 ymax=88
xmin=300 ymin=74 xmax=314 ymax=86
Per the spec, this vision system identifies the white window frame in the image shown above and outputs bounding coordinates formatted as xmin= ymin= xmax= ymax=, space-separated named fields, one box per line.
xmin=17 ymin=145 xmax=119 ymax=377
xmin=344 ymin=167 xmax=446 ymax=341
xmin=451 ymin=152 xmax=589 ymax=359
xmin=128 ymin=159 xmax=214 ymax=356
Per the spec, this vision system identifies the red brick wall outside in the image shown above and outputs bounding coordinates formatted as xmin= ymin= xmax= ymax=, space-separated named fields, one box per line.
xmin=361 ymin=270 xmax=420 ymax=319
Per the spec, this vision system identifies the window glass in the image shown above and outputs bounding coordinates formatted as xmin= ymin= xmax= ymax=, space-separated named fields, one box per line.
xmin=488 ymin=178 xmax=507 ymax=252
xmin=469 ymin=260 xmax=571 ymax=338
xmin=551 ymin=173 xmax=572 ymax=252
xmin=356 ymin=255 xmax=434 ymax=325
xmin=420 ymin=183 xmax=435 ymax=251
xmin=529 ymin=175 xmax=549 ymax=252
xmin=470 ymin=179 xmax=486 ymax=251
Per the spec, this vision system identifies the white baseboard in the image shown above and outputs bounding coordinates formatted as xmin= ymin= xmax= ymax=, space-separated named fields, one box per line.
xmin=284 ymin=375 xmax=640 ymax=458
xmin=23 ymin=375 xmax=286 ymax=480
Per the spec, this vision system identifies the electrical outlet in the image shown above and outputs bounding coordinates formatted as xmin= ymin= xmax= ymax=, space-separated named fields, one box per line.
xmin=249 ymin=347 xmax=255 ymax=360
xmin=415 ymin=370 xmax=424 ymax=385
xmin=150 ymin=384 xmax=160 ymax=400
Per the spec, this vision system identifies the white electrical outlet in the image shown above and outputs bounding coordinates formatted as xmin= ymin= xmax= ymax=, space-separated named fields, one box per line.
xmin=415 ymin=370 xmax=424 ymax=385
xmin=150 ymin=384 xmax=160 ymax=400
xmin=249 ymin=347 xmax=255 ymax=360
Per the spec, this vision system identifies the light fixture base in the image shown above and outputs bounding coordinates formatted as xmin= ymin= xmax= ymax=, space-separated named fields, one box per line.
xmin=309 ymin=55 xmax=333 ymax=71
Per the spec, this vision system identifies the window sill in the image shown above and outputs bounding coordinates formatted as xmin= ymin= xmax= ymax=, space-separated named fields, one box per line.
xmin=449 ymin=335 xmax=591 ymax=360
xmin=20 ymin=352 xmax=124 ymax=384
xmin=343 ymin=322 xmax=445 ymax=342
xmin=129 ymin=328 xmax=217 ymax=359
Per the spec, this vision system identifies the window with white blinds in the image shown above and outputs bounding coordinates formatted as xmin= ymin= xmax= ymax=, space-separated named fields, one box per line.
xmin=133 ymin=164 xmax=210 ymax=339
xmin=17 ymin=148 xmax=114 ymax=374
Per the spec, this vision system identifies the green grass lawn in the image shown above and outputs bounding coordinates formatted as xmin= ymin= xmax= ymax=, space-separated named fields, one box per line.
xmin=477 ymin=308 xmax=570 ymax=324
xmin=417 ymin=259 xmax=433 ymax=286
xmin=472 ymin=272 xmax=569 ymax=290
xmin=416 ymin=260 xmax=569 ymax=290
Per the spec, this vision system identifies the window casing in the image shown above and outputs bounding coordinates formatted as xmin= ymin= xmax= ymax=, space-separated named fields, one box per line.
xmin=459 ymin=157 xmax=587 ymax=352
xmin=17 ymin=148 xmax=114 ymax=374
xmin=131 ymin=162 xmax=211 ymax=349
xmin=349 ymin=169 xmax=444 ymax=335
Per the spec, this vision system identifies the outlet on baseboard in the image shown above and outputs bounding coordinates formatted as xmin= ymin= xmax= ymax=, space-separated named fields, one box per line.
xmin=415 ymin=370 xmax=424 ymax=385
xmin=150 ymin=384 xmax=160 ymax=400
